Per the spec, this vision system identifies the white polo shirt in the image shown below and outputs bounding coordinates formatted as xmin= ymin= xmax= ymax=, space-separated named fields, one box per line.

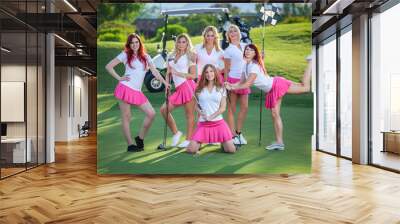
xmin=194 ymin=44 xmax=224 ymax=76
xmin=242 ymin=61 xmax=274 ymax=93
xmin=223 ymin=43 xmax=247 ymax=79
xmin=168 ymin=54 xmax=191 ymax=87
xmin=117 ymin=51 xmax=152 ymax=91
xmin=197 ymin=86 xmax=227 ymax=122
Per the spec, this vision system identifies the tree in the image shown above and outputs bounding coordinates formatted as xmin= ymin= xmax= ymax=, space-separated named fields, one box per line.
xmin=210 ymin=3 xmax=240 ymax=15
xmin=181 ymin=15 xmax=218 ymax=36
xmin=97 ymin=3 xmax=145 ymax=26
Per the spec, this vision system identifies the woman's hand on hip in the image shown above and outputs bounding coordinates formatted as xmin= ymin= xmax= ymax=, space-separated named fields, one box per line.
xmin=119 ymin=75 xmax=130 ymax=82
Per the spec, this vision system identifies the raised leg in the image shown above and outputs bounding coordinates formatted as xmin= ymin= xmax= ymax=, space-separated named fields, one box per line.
xmin=287 ymin=60 xmax=312 ymax=94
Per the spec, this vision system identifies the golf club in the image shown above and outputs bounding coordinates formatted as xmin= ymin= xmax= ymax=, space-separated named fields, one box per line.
xmin=157 ymin=57 xmax=174 ymax=150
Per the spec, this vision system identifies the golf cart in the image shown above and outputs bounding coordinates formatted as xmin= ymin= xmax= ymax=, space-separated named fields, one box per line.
xmin=143 ymin=8 xmax=253 ymax=92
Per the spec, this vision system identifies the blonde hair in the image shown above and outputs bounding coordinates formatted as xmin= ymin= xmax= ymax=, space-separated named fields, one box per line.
xmin=201 ymin=26 xmax=221 ymax=52
xmin=226 ymin=24 xmax=241 ymax=43
xmin=171 ymin=33 xmax=195 ymax=66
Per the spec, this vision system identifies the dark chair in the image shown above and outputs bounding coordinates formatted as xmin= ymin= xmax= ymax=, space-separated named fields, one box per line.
xmin=78 ymin=121 xmax=90 ymax=138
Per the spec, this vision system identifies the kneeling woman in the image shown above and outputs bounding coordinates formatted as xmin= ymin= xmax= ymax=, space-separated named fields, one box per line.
xmin=225 ymin=44 xmax=312 ymax=150
xmin=187 ymin=64 xmax=236 ymax=154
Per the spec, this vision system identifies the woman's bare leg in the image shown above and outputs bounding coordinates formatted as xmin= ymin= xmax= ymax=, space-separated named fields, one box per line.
xmin=119 ymin=101 xmax=133 ymax=145
xmin=227 ymin=92 xmax=238 ymax=135
xmin=187 ymin=141 xmax=201 ymax=154
xmin=160 ymin=102 xmax=178 ymax=134
xmin=287 ymin=61 xmax=312 ymax=94
xmin=222 ymin=140 xmax=236 ymax=153
xmin=184 ymin=99 xmax=196 ymax=140
xmin=137 ymin=101 xmax=156 ymax=139
xmin=271 ymin=99 xmax=283 ymax=144
xmin=236 ymin=94 xmax=249 ymax=133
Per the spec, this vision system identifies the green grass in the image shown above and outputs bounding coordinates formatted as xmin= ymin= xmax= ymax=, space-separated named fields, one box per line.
xmin=97 ymin=92 xmax=313 ymax=174
xmin=97 ymin=22 xmax=312 ymax=174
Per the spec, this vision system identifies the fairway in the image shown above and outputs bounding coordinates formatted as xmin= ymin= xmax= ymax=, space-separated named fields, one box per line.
xmin=97 ymin=22 xmax=313 ymax=174
xmin=97 ymin=92 xmax=313 ymax=174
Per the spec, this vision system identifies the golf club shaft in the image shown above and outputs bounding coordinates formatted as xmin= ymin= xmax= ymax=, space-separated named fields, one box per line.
xmin=258 ymin=2 xmax=266 ymax=146
xmin=163 ymin=72 xmax=170 ymax=147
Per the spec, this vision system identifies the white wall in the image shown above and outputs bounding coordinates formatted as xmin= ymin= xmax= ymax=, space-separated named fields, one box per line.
xmin=54 ymin=66 xmax=89 ymax=141
xmin=55 ymin=66 xmax=69 ymax=141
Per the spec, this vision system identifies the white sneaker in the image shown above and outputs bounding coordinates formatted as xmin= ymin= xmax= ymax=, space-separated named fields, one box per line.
xmin=233 ymin=135 xmax=240 ymax=145
xmin=265 ymin=142 xmax=285 ymax=150
xmin=178 ymin=140 xmax=190 ymax=148
xmin=306 ymin=55 xmax=312 ymax=62
xmin=238 ymin=133 xmax=247 ymax=145
xmin=171 ymin=131 xmax=182 ymax=147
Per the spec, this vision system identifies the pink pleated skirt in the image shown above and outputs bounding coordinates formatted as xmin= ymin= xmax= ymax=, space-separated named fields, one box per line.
xmin=191 ymin=119 xmax=233 ymax=143
xmin=114 ymin=83 xmax=148 ymax=106
xmin=169 ymin=80 xmax=196 ymax=106
xmin=227 ymin=77 xmax=251 ymax=95
xmin=265 ymin=77 xmax=292 ymax=109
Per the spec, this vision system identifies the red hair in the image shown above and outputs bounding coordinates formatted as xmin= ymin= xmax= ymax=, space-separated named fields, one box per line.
xmin=244 ymin=44 xmax=266 ymax=74
xmin=124 ymin=33 xmax=147 ymax=69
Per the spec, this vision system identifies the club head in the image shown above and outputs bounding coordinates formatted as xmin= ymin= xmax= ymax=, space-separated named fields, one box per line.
xmin=157 ymin=143 xmax=167 ymax=150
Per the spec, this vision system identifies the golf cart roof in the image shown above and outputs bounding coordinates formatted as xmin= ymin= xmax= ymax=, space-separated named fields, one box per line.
xmin=160 ymin=8 xmax=229 ymax=16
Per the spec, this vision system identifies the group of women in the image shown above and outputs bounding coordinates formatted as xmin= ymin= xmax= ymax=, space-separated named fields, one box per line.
xmin=105 ymin=24 xmax=312 ymax=154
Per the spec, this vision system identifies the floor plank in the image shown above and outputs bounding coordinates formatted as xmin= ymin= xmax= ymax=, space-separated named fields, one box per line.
xmin=1 ymin=135 xmax=400 ymax=223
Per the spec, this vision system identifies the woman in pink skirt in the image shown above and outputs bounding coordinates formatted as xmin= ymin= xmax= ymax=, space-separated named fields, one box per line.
xmin=187 ymin=64 xmax=236 ymax=154
xmin=160 ymin=34 xmax=197 ymax=148
xmin=106 ymin=33 xmax=168 ymax=152
xmin=194 ymin=26 xmax=225 ymax=84
xmin=225 ymin=44 xmax=312 ymax=150
xmin=223 ymin=24 xmax=250 ymax=146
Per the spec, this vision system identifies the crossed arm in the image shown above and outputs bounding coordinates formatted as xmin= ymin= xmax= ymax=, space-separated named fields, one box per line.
xmin=196 ymin=94 xmax=227 ymax=121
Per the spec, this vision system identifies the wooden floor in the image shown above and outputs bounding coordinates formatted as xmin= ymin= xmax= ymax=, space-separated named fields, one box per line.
xmin=1 ymin=135 xmax=400 ymax=224
xmin=373 ymin=151 xmax=400 ymax=171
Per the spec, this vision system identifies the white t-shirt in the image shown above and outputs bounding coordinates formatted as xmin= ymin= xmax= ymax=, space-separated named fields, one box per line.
xmin=168 ymin=53 xmax=192 ymax=87
xmin=197 ymin=86 xmax=227 ymax=122
xmin=195 ymin=44 xmax=224 ymax=76
xmin=242 ymin=61 xmax=274 ymax=93
xmin=116 ymin=51 xmax=152 ymax=91
xmin=223 ymin=43 xmax=247 ymax=79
